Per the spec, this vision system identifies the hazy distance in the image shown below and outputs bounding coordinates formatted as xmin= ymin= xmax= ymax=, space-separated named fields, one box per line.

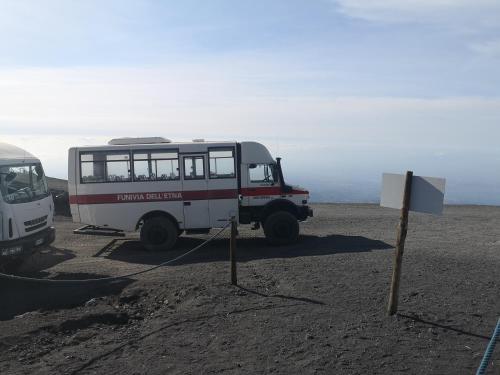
xmin=0 ymin=1 xmax=499 ymax=205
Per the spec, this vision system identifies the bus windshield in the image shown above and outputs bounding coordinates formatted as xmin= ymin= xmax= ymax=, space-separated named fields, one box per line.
xmin=0 ymin=163 xmax=50 ymax=204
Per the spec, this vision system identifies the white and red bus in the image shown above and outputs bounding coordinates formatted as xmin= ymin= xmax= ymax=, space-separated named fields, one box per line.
xmin=68 ymin=137 xmax=312 ymax=250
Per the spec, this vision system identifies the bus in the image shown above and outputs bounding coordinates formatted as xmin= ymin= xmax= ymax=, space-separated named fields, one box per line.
xmin=0 ymin=142 xmax=55 ymax=265
xmin=68 ymin=137 xmax=312 ymax=250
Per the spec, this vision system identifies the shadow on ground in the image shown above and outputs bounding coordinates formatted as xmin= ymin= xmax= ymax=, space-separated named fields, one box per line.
xmin=102 ymin=234 xmax=394 ymax=266
xmin=19 ymin=246 xmax=76 ymax=274
xmin=0 ymin=273 xmax=132 ymax=321
xmin=0 ymin=245 xmax=75 ymax=275
xmin=397 ymin=313 xmax=491 ymax=341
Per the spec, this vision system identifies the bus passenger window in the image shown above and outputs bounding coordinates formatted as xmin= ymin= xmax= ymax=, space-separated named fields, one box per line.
xmin=184 ymin=156 xmax=205 ymax=180
xmin=133 ymin=151 xmax=179 ymax=181
xmin=209 ymin=149 xmax=235 ymax=179
xmin=106 ymin=154 xmax=131 ymax=182
xmin=151 ymin=152 xmax=179 ymax=181
xmin=80 ymin=153 xmax=106 ymax=183
xmin=132 ymin=153 xmax=149 ymax=181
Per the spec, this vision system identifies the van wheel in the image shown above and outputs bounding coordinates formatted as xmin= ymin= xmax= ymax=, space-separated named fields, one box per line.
xmin=263 ymin=211 xmax=299 ymax=245
xmin=140 ymin=217 xmax=178 ymax=251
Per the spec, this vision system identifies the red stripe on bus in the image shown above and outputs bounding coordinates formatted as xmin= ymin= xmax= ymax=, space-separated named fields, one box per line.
xmin=69 ymin=189 xmax=238 ymax=205
xmin=69 ymin=187 xmax=308 ymax=205
xmin=240 ymin=187 xmax=308 ymax=196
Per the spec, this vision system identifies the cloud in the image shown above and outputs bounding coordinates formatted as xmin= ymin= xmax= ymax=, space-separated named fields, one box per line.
xmin=469 ymin=39 xmax=500 ymax=58
xmin=1 ymin=65 xmax=499 ymax=203
xmin=1 ymin=67 xmax=499 ymax=146
xmin=333 ymin=0 xmax=500 ymax=32
xmin=1 ymin=65 xmax=500 ymax=173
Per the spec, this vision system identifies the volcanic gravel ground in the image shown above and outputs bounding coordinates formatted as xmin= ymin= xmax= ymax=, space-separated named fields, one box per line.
xmin=1 ymin=204 xmax=499 ymax=374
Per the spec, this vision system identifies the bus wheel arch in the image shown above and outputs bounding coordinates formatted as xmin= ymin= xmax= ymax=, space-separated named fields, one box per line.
xmin=136 ymin=210 xmax=179 ymax=231
xmin=137 ymin=211 xmax=180 ymax=251
xmin=260 ymin=199 xmax=299 ymax=223
xmin=260 ymin=200 xmax=300 ymax=245
xmin=263 ymin=210 xmax=299 ymax=245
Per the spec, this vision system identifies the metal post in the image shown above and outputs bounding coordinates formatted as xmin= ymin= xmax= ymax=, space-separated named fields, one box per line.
xmin=388 ymin=171 xmax=413 ymax=316
xmin=230 ymin=216 xmax=237 ymax=285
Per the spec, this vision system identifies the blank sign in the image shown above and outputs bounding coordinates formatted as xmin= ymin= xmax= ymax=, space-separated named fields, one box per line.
xmin=380 ymin=173 xmax=446 ymax=215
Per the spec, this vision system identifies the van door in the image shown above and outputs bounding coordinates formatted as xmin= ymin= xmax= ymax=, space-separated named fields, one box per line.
xmin=181 ymin=154 xmax=210 ymax=229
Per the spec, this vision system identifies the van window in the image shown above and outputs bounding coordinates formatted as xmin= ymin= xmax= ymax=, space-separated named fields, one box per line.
xmin=209 ymin=148 xmax=235 ymax=179
xmin=184 ymin=156 xmax=205 ymax=180
xmin=133 ymin=151 xmax=179 ymax=181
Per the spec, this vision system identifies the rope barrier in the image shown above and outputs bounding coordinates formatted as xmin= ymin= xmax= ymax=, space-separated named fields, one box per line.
xmin=476 ymin=317 xmax=500 ymax=375
xmin=0 ymin=223 xmax=230 ymax=284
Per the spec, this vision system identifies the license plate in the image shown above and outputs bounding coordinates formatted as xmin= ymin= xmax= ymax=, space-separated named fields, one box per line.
xmin=35 ymin=238 xmax=44 ymax=246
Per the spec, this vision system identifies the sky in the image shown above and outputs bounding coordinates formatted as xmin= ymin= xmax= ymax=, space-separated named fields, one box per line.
xmin=0 ymin=0 xmax=499 ymax=204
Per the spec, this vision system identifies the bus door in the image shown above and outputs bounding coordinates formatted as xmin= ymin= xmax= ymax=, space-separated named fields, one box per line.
xmin=181 ymin=154 xmax=210 ymax=229
xmin=207 ymin=147 xmax=239 ymax=227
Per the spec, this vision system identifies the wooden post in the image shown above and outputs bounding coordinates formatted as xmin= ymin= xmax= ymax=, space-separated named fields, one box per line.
xmin=387 ymin=171 xmax=413 ymax=316
xmin=230 ymin=216 xmax=237 ymax=285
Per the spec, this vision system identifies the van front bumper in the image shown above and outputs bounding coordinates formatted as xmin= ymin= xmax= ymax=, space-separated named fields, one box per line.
xmin=0 ymin=226 xmax=56 ymax=258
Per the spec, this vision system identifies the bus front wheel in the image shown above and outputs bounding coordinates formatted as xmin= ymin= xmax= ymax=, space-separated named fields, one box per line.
xmin=263 ymin=211 xmax=299 ymax=245
xmin=140 ymin=216 xmax=178 ymax=251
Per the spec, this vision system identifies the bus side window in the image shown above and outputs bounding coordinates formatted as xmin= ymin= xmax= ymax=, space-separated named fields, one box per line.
xmin=151 ymin=152 xmax=179 ymax=181
xmin=106 ymin=154 xmax=131 ymax=182
xmin=80 ymin=153 xmax=106 ymax=183
xmin=133 ymin=153 xmax=150 ymax=181
xmin=209 ymin=148 xmax=235 ymax=179
xmin=133 ymin=151 xmax=179 ymax=181
xmin=184 ymin=156 xmax=205 ymax=180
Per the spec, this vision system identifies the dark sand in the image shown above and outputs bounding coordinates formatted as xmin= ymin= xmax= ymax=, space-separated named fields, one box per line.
xmin=1 ymin=204 xmax=499 ymax=374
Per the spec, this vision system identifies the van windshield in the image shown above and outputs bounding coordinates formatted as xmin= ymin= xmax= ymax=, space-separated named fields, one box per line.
xmin=0 ymin=163 xmax=50 ymax=204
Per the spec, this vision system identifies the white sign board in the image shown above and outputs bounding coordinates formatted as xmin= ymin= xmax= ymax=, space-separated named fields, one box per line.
xmin=380 ymin=173 xmax=446 ymax=215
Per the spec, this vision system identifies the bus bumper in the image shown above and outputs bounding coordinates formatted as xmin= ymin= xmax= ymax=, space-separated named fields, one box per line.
xmin=0 ymin=226 xmax=56 ymax=258
xmin=298 ymin=206 xmax=313 ymax=221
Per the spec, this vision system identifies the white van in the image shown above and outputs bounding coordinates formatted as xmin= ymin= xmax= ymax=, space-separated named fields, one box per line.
xmin=0 ymin=142 xmax=55 ymax=262
xmin=68 ymin=138 xmax=312 ymax=250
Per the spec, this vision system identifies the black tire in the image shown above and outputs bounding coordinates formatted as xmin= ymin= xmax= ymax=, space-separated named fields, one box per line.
xmin=140 ymin=216 xmax=178 ymax=251
xmin=263 ymin=211 xmax=299 ymax=245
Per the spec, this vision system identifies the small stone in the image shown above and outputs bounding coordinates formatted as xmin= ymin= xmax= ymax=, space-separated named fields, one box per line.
xmin=85 ymin=298 xmax=98 ymax=307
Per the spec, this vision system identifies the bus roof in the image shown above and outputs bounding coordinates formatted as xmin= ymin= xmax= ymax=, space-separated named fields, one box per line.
xmin=0 ymin=142 xmax=39 ymax=164
xmin=69 ymin=139 xmax=275 ymax=164
xmin=71 ymin=140 xmax=237 ymax=152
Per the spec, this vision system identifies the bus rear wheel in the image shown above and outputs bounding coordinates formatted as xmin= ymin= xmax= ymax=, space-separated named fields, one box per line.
xmin=140 ymin=216 xmax=178 ymax=251
xmin=263 ymin=211 xmax=299 ymax=245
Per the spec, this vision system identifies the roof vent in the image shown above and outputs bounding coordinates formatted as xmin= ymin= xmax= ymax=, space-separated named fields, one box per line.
xmin=108 ymin=137 xmax=172 ymax=145
xmin=192 ymin=139 xmax=205 ymax=142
